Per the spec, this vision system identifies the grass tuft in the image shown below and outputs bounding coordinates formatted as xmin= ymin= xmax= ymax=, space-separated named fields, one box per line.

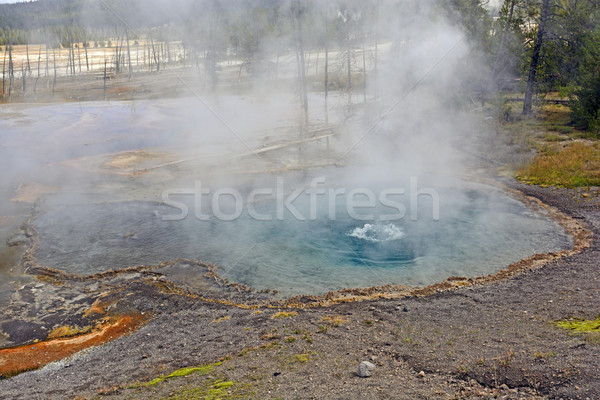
xmin=271 ymin=311 xmax=298 ymax=319
xmin=516 ymin=142 xmax=600 ymax=187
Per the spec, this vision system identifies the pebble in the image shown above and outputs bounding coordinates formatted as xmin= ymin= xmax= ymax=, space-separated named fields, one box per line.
xmin=418 ymin=371 xmax=425 ymax=378
xmin=356 ymin=361 xmax=376 ymax=378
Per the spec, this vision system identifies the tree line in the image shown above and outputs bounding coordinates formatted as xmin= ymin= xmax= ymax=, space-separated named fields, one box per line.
xmin=0 ymin=0 xmax=599 ymax=133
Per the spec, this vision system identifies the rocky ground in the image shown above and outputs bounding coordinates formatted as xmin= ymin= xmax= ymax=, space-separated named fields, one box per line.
xmin=0 ymin=182 xmax=598 ymax=399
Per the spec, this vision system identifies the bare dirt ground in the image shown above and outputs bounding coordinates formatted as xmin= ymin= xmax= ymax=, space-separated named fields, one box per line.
xmin=0 ymin=182 xmax=597 ymax=399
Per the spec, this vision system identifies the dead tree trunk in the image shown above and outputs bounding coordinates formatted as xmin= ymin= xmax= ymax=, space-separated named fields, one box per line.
xmin=126 ymin=29 xmax=132 ymax=79
xmin=21 ymin=65 xmax=26 ymax=94
xmin=362 ymin=38 xmax=367 ymax=103
xmin=103 ymin=59 xmax=107 ymax=100
xmin=52 ymin=49 xmax=57 ymax=98
xmin=492 ymin=0 xmax=515 ymax=81
xmin=84 ymin=43 xmax=89 ymax=71
xmin=8 ymin=44 xmax=14 ymax=98
xmin=373 ymin=34 xmax=378 ymax=101
xmin=26 ymin=42 xmax=31 ymax=75
xmin=65 ymin=46 xmax=70 ymax=76
xmin=77 ymin=45 xmax=82 ymax=73
xmin=523 ymin=0 xmax=550 ymax=115
xmin=2 ymin=50 xmax=6 ymax=99
xmin=37 ymin=46 xmax=41 ymax=77
xmin=292 ymin=3 xmax=309 ymax=126
xmin=347 ymin=32 xmax=352 ymax=102
xmin=70 ymin=35 xmax=76 ymax=76
xmin=45 ymin=44 xmax=49 ymax=77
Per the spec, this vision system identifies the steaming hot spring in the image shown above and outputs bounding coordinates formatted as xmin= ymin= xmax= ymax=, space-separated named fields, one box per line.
xmin=2 ymin=99 xmax=571 ymax=297
xmin=32 ymin=170 xmax=571 ymax=298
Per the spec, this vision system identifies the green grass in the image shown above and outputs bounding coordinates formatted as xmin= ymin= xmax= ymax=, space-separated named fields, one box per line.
xmin=516 ymin=142 xmax=600 ymax=187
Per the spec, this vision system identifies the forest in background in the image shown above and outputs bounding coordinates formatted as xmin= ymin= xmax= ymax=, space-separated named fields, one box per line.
xmin=0 ymin=0 xmax=599 ymax=133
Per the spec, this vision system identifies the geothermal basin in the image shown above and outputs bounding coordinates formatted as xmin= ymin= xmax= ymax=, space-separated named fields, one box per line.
xmin=1 ymin=99 xmax=573 ymax=299
xmin=32 ymin=176 xmax=572 ymax=297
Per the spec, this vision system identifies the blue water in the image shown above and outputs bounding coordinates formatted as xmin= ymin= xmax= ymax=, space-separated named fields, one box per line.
xmin=32 ymin=182 xmax=572 ymax=297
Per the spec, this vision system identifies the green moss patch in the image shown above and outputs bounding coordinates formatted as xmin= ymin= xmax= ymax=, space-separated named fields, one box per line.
xmin=145 ymin=362 xmax=222 ymax=386
xmin=557 ymin=318 xmax=600 ymax=332
xmin=166 ymin=380 xmax=240 ymax=400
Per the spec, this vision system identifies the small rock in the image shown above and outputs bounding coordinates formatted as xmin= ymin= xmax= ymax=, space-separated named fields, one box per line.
xmin=418 ymin=371 xmax=425 ymax=378
xmin=356 ymin=361 xmax=376 ymax=378
xmin=369 ymin=355 xmax=378 ymax=362
xmin=141 ymin=354 xmax=149 ymax=359
xmin=403 ymin=307 xmax=409 ymax=312
xmin=273 ymin=372 xmax=281 ymax=377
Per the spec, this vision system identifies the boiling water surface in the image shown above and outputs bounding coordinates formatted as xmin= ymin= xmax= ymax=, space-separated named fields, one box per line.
xmin=33 ymin=183 xmax=572 ymax=297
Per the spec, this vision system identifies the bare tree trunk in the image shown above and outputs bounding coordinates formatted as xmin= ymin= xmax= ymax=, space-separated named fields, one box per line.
xmin=2 ymin=50 xmax=6 ymax=99
xmin=26 ymin=42 xmax=31 ymax=75
xmin=292 ymin=4 xmax=309 ymax=126
xmin=21 ymin=65 xmax=26 ymax=94
xmin=523 ymin=0 xmax=550 ymax=115
xmin=78 ymin=44 xmax=82 ymax=73
xmin=166 ymin=39 xmax=171 ymax=64
xmin=362 ymin=40 xmax=367 ymax=103
xmin=8 ymin=44 xmax=14 ymax=98
xmin=66 ymin=46 xmax=71 ymax=76
xmin=84 ymin=43 xmax=89 ymax=71
xmin=373 ymin=34 xmax=378 ymax=102
xmin=37 ymin=45 xmax=41 ymax=77
xmin=492 ymin=0 xmax=516 ymax=81
xmin=126 ymin=30 xmax=132 ymax=79
xmin=71 ymin=35 xmax=76 ymax=76
xmin=52 ymin=49 xmax=57 ymax=98
xmin=104 ymin=59 xmax=108 ymax=100
xmin=347 ymin=33 xmax=352 ymax=103
xmin=45 ymin=44 xmax=49 ymax=77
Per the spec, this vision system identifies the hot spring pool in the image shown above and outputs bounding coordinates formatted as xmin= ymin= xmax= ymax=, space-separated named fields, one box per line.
xmin=32 ymin=181 xmax=572 ymax=297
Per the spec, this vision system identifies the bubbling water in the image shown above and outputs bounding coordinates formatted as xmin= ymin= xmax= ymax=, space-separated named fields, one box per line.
xmin=347 ymin=223 xmax=406 ymax=243
xmin=32 ymin=180 xmax=573 ymax=297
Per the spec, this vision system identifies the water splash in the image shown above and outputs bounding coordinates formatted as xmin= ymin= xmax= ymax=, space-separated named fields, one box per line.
xmin=346 ymin=223 xmax=405 ymax=243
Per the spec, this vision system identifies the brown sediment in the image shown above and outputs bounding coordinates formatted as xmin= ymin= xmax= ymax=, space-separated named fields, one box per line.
xmin=61 ymin=149 xmax=174 ymax=177
xmin=0 ymin=313 xmax=148 ymax=378
xmin=10 ymin=182 xmax=57 ymax=203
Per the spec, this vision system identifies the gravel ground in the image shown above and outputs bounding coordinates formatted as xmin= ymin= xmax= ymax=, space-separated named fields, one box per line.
xmin=0 ymin=182 xmax=598 ymax=399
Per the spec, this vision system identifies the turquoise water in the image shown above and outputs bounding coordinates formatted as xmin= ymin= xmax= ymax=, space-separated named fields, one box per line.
xmin=33 ymin=181 xmax=572 ymax=297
